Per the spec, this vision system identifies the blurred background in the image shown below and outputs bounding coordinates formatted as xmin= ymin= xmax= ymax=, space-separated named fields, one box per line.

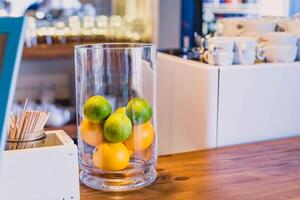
xmin=1 ymin=0 xmax=298 ymax=129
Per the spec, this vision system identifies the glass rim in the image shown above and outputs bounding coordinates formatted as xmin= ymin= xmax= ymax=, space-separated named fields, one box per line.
xmin=6 ymin=131 xmax=46 ymax=143
xmin=74 ymin=43 xmax=156 ymax=50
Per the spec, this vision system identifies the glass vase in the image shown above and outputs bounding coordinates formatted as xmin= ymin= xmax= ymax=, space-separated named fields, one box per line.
xmin=75 ymin=43 xmax=157 ymax=191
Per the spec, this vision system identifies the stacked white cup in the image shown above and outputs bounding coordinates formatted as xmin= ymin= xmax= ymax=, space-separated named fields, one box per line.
xmin=241 ymin=19 xmax=277 ymax=38
xmin=233 ymin=37 xmax=265 ymax=65
xmin=203 ymin=37 xmax=234 ymax=66
xmin=216 ymin=18 xmax=277 ymax=38
xmin=216 ymin=18 xmax=244 ymax=37
xmin=278 ymin=19 xmax=300 ymax=33
xmin=261 ymin=32 xmax=297 ymax=62
xmin=279 ymin=19 xmax=300 ymax=61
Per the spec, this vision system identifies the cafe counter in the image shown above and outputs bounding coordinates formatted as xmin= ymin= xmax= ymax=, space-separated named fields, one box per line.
xmin=80 ymin=136 xmax=300 ymax=200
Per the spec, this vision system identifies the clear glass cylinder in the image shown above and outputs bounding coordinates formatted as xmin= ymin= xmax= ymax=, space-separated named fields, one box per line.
xmin=75 ymin=43 xmax=157 ymax=191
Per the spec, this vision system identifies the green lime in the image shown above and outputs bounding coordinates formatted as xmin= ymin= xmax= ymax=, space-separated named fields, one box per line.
xmin=114 ymin=107 xmax=126 ymax=115
xmin=126 ymin=98 xmax=152 ymax=124
xmin=104 ymin=113 xmax=132 ymax=143
xmin=83 ymin=95 xmax=112 ymax=123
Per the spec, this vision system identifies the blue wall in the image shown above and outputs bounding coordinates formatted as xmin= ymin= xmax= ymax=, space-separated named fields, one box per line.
xmin=290 ymin=0 xmax=300 ymax=16
xmin=181 ymin=0 xmax=195 ymax=47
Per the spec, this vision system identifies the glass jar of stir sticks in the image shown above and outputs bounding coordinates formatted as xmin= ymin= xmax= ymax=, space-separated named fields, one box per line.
xmin=6 ymin=131 xmax=46 ymax=150
xmin=7 ymin=102 xmax=50 ymax=150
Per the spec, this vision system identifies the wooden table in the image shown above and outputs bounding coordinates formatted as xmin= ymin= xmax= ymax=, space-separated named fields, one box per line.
xmin=80 ymin=137 xmax=300 ymax=200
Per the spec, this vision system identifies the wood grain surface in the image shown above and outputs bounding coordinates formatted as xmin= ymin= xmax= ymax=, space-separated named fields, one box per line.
xmin=80 ymin=136 xmax=300 ymax=200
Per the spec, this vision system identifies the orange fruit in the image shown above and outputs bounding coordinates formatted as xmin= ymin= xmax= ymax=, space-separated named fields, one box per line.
xmin=80 ymin=118 xmax=103 ymax=146
xmin=114 ymin=107 xmax=126 ymax=115
xmin=93 ymin=142 xmax=132 ymax=171
xmin=124 ymin=121 xmax=155 ymax=152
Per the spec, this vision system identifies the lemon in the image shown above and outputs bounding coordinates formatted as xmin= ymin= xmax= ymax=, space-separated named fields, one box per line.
xmin=104 ymin=113 xmax=132 ymax=143
xmin=80 ymin=118 xmax=103 ymax=146
xmin=93 ymin=142 xmax=132 ymax=171
xmin=124 ymin=121 xmax=155 ymax=152
xmin=83 ymin=95 xmax=112 ymax=123
xmin=126 ymin=98 xmax=152 ymax=124
xmin=115 ymin=107 xmax=126 ymax=115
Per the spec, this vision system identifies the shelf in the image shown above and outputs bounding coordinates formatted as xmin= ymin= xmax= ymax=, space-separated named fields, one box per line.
xmin=22 ymin=44 xmax=75 ymax=59
xmin=203 ymin=2 xmax=258 ymax=15
xmin=22 ymin=40 xmax=151 ymax=60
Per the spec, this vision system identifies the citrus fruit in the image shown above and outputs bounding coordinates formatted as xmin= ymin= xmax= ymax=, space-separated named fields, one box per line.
xmin=124 ymin=121 xmax=155 ymax=151
xmin=103 ymin=113 xmax=132 ymax=143
xmin=115 ymin=107 xmax=126 ymax=115
xmin=80 ymin=118 xmax=103 ymax=146
xmin=83 ymin=95 xmax=112 ymax=123
xmin=93 ymin=142 xmax=132 ymax=171
xmin=126 ymin=98 xmax=152 ymax=124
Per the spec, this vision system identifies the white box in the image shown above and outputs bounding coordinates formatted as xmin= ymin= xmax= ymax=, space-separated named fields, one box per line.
xmin=157 ymin=53 xmax=219 ymax=154
xmin=157 ymin=53 xmax=300 ymax=152
xmin=217 ymin=63 xmax=300 ymax=146
xmin=0 ymin=130 xmax=80 ymax=200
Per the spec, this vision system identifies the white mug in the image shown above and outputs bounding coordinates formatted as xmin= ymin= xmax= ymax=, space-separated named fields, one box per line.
xmin=280 ymin=19 xmax=300 ymax=33
xmin=277 ymin=18 xmax=290 ymax=32
xmin=233 ymin=37 xmax=256 ymax=52
xmin=233 ymin=37 xmax=265 ymax=65
xmin=242 ymin=19 xmax=276 ymax=35
xmin=203 ymin=51 xmax=234 ymax=66
xmin=233 ymin=49 xmax=266 ymax=65
xmin=233 ymin=51 xmax=255 ymax=65
xmin=216 ymin=18 xmax=244 ymax=37
xmin=261 ymin=32 xmax=297 ymax=46
xmin=207 ymin=37 xmax=235 ymax=53
xmin=264 ymin=45 xmax=297 ymax=63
